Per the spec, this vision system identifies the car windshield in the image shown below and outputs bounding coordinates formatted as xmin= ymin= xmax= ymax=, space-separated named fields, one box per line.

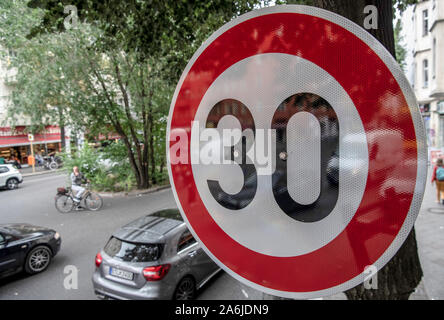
xmin=104 ymin=237 xmax=162 ymax=262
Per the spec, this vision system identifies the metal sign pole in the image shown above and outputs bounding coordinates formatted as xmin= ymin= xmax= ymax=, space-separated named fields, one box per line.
xmin=30 ymin=140 xmax=35 ymax=173
xmin=28 ymin=134 xmax=35 ymax=173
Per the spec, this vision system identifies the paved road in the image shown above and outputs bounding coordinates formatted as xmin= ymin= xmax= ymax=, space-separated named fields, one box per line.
xmin=0 ymin=173 xmax=267 ymax=300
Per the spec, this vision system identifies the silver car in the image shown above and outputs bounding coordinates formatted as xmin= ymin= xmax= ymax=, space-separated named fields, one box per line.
xmin=0 ymin=164 xmax=23 ymax=190
xmin=92 ymin=208 xmax=220 ymax=300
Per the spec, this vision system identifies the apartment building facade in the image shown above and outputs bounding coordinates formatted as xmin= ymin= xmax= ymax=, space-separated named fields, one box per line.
xmin=408 ymin=0 xmax=444 ymax=151
xmin=0 ymin=50 xmax=67 ymax=164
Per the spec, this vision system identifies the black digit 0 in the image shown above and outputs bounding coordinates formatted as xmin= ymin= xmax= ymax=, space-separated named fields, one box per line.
xmin=271 ymin=93 xmax=339 ymax=222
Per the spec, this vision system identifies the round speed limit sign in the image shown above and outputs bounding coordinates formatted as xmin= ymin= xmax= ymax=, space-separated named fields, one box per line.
xmin=167 ymin=5 xmax=427 ymax=298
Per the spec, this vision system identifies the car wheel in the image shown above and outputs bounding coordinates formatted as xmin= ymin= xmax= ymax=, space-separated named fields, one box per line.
xmin=6 ymin=178 xmax=19 ymax=190
xmin=25 ymin=246 xmax=52 ymax=274
xmin=174 ymin=276 xmax=196 ymax=300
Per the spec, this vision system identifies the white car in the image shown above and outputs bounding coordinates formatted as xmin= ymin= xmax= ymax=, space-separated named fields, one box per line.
xmin=0 ymin=164 xmax=23 ymax=190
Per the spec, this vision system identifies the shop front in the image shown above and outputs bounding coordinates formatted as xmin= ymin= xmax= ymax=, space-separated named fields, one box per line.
xmin=0 ymin=126 xmax=69 ymax=165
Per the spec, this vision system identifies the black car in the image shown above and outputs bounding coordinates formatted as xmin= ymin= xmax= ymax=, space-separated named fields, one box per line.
xmin=0 ymin=224 xmax=61 ymax=279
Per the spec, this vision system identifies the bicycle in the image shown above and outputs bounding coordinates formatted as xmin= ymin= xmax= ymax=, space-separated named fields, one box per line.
xmin=55 ymin=184 xmax=103 ymax=213
xmin=44 ymin=156 xmax=63 ymax=171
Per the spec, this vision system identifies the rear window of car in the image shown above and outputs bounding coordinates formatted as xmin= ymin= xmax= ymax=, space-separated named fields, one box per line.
xmin=103 ymin=237 xmax=162 ymax=262
xmin=151 ymin=209 xmax=183 ymax=221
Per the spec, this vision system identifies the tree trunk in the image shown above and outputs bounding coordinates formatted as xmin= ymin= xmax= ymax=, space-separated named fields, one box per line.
xmin=148 ymin=113 xmax=157 ymax=185
xmin=312 ymin=0 xmax=423 ymax=300
xmin=312 ymin=0 xmax=395 ymax=53
xmin=159 ymin=157 xmax=165 ymax=180
xmin=60 ymin=124 xmax=66 ymax=150
xmin=139 ymin=164 xmax=150 ymax=189
xmin=58 ymin=106 xmax=66 ymax=150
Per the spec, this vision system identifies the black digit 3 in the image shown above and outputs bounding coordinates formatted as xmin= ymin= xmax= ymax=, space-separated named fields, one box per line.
xmin=205 ymin=99 xmax=257 ymax=210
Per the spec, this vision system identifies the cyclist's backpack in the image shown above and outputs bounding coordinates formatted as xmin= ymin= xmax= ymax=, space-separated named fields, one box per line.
xmin=437 ymin=167 xmax=444 ymax=181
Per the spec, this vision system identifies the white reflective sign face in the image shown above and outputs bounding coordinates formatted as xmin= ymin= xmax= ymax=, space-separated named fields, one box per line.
xmin=167 ymin=5 xmax=427 ymax=298
xmin=191 ymin=53 xmax=368 ymax=257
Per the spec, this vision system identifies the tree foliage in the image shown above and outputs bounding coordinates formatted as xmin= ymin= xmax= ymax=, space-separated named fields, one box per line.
xmin=27 ymin=0 xmax=268 ymax=82
xmin=394 ymin=18 xmax=407 ymax=71
xmin=1 ymin=0 xmax=267 ymax=189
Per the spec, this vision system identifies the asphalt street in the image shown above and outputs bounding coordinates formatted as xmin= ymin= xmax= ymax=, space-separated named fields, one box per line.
xmin=0 ymin=172 xmax=266 ymax=300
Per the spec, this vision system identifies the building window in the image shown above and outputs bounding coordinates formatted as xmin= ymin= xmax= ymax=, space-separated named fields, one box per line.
xmin=440 ymin=116 xmax=444 ymax=149
xmin=433 ymin=38 xmax=436 ymax=79
xmin=420 ymin=103 xmax=430 ymax=114
xmin=6 ymin=49 xmax=17 ymax=67
xmin=423 ymin=59 xmax=429 ymax=88
xmin=438 ymin=100 xmax=444 ymax=114
xmin=423 ymin=9 xmax=428 ymax=36
xmin=412 ymin=61 xmax=416 ymax=88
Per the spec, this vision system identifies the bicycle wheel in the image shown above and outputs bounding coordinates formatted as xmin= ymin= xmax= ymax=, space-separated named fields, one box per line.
xmin=55 ymin=194 xmax=74 ymax=213
xmin=85 ymin=192 xmax=103 ymax=211
xmin=49 ymin=161 xmax=58 ymax=170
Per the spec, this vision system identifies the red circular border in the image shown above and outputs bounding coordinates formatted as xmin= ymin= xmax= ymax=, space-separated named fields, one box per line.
xmin=169 ymin=12 xmax=417 ymax=292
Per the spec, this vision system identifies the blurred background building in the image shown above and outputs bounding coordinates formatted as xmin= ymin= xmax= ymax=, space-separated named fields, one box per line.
xmin=403 ymin=0 xmax=444 ymax=161
xmin=0 ymin=48 xmax=68 ymax=165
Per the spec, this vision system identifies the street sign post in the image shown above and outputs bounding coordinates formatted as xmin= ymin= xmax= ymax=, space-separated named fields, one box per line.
xmin=167 ymin=5 xmax=427 ymax=298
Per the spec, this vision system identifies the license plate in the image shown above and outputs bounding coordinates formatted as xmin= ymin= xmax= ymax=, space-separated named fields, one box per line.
xmin=109 ymin=267 xmax=134 ymax=280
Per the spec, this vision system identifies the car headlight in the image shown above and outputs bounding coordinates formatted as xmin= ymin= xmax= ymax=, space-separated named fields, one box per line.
xmin=54 ymin=232 xmax=60 ymax=240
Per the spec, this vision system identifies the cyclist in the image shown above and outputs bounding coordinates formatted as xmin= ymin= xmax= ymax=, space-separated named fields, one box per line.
xmin=71 ymin=166 xmax=88 ymax=210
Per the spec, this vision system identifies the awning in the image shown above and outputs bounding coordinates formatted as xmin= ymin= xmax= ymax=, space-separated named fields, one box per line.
xmin=0 ymin=133 xmax=70 ymax=148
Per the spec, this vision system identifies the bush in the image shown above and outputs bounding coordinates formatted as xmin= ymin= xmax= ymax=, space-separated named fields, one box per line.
xmin=61 ymin=142 xmax=136 ymax=192
xmin=61 ymin=143 xmax=101 ymax=177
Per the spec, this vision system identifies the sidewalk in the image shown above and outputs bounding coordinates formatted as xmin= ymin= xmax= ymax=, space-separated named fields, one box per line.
xmin=97 ymin=184 xmax=171 ymax=198
xmin=18 ymin=165 xmax=61 ymax=177
xmin=414 ymin=165 xmax=444 ymax=299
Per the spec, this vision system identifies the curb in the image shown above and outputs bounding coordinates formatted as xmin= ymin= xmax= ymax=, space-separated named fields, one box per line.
xmin=98 ymin=184 xmax=171 ymax=198
xmin=21 ymin=169 xmax=62 ymax=178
